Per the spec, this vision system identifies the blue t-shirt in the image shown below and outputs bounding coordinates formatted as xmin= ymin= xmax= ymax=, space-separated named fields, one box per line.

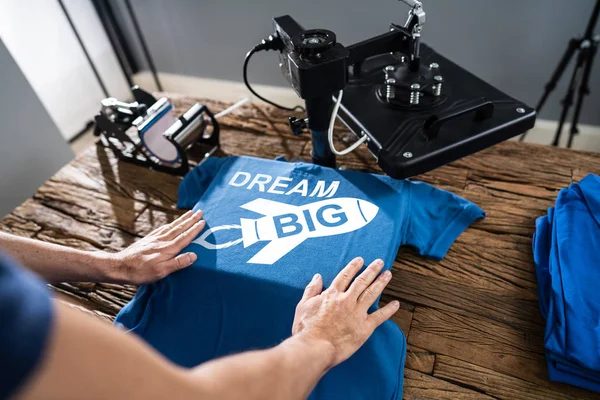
xmin=533 ymin=174 xmax=600 ymax=392
xmin=0 ymin=252 xmax=53 ymax=399
xmin=116 ymin=156 xmax=484 ymax=400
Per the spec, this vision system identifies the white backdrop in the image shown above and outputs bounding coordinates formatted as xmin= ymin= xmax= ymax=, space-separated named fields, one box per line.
xmin=0 ymin=0 xmax=130 ymax=140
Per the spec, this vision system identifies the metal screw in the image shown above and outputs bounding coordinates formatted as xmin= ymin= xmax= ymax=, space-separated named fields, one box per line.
xmin=410 ymin=83 xmax=421 ymax=105
xmin=430 ymin=62 xmax=439 ymax=69
xmin=516 ymin=108 xmax=525 ymax=114
xmin=403 ymin=152 xmax=413 ymax=158
xmin=384 ymin=65 xmax=395 ymax=80
xmin=433 ymin=75 xmax=443 ymax=96
xmin=386 ymin=78 xmax=396 ymax=100
xmin=400 ymin=55 xmax=406 ymax=63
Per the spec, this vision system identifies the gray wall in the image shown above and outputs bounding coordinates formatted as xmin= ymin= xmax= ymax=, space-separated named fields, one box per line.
xmin=0 ymin=40 xmax=74 ymax=218
xmin=114 ymin=0 xmax=599 ymax=125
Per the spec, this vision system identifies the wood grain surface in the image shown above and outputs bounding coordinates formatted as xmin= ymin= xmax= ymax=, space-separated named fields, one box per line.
xmin=2 ymin=93 xmax=599 ymax=399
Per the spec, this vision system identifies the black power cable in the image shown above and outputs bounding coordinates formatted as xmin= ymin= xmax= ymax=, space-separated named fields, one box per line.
xmin=243 ymin=36 xmax=305 ymax=112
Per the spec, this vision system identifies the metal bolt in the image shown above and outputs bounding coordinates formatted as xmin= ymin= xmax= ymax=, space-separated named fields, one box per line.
xmin=386 ymin=78 xmax=396 ymax=100
xmin=410 ymin=83 xmax=421 ymax=105
xmin=429 ymin=62 xmax=439 ymax=69
xmin=384 ymin=65 xmax=395 ymax=80
xmin=403 ymin=152 xmax=413 ymax=158
xmin=433 ymin=75 xmax=443 ymax=96
xmin=516 ymin=108 xmax=525 ymax=114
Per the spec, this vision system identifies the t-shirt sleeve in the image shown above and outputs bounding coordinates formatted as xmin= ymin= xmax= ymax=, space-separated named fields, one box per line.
xmin=177 ymin=157 xmax=230 ymax=209
xmin=0 ymin=251 xmax=53 ymax=399
xmin=401 ymin=181 xmax=485 ymax=260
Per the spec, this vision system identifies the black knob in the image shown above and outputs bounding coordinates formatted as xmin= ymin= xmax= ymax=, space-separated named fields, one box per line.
xmin=292 ymin=29 xmax=336 ymax=61
xmin=288 ymin=116 xmax=308 ymax=136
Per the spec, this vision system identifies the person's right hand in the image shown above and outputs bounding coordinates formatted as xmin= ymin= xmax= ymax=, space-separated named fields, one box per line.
xmin=292 ymin=257 xmax=400 ymax=367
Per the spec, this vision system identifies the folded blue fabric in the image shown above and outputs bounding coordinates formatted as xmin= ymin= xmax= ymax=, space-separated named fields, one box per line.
xmin=533 ymin=174 xmax=600 ymax=392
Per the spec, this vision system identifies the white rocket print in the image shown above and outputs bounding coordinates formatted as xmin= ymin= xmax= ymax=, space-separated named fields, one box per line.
xmin=192 ymin=197 xmax=379 ymax=265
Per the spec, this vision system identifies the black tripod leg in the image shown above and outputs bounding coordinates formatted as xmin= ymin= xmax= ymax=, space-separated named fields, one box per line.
xmin=538 ymin=38 xmax=580 ymax=112
xmin=520 ymin=38 xmax=580 ymax=142
xmin=552 ymin=49 xmax=587 ymax=146
xmin=568 ymin=40 xmax=598 ymax=148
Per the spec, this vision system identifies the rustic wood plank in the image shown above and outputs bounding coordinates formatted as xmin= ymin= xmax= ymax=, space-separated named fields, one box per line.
xmin=415 ymin=164 xmax=470 ymax=192
xmin=455 ymin=188 xmax=550 ymax=237
xmin=9 ymin=199 xmax=137 ymax=252
xmin=466 ymin=180 xmax=561 ymax=202
xmin=408 ymin=306 xmax=549 ymax=386
xmin=434 ymin=355 xmax=600 ymax=400
xmin=0 ymin=213 xmax=41 ymax=237
xmin=403 ymin=368 xmax=495 ymax=399
xmin=405 ymin=345 xmax=436 ymax=375
xmin=64 ymin=145 xmax=182 ymax=210
xmin=219 ymin=127 xmax=308 ymax=162
xmin=456 ymin=140 xmax=600 ymax=189
xmin=35 ymin=179 xmax=146 ymax=235
xmin=573 ymin=168 xmax=597 ymax=182
xmin=385 ymin=268 xmax=544 ymax=335
xmin=53 ymin=283 xmax=123 ymax=314
xmin=396 ymin=228 xmax=538 ymax=300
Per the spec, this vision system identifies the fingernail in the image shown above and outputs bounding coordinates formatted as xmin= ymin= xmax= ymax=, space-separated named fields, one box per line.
xmin=195 ymin=210 xmax=203 ymax=217
xmin=383 ymin=270 xmax=392 ymax=279
xmin=187 ymin=252 xmax=197 ymax=264
xmin=312 ymin=273 xmax=321 ymax=282
xmin=391 ymin=300 xmax=400 ymax=308
xmin=374 ymin=259 xmax=384 ymax=267
xmin=354 ymin=256 xmax=364 ymax=264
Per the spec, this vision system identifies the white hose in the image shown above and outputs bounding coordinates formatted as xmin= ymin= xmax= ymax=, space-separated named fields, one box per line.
xmin=328 ymin=90 xmax=368 ymax=156
xmin=214 ymin=97 xmax=250 ymax=119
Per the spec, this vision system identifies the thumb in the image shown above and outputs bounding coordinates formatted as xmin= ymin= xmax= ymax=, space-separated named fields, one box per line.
xmin=300 ymin=273 xmax=323 ymax=303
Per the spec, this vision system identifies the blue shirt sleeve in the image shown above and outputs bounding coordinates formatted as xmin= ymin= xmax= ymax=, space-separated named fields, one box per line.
xmin=177 ymin=157 xmax=230 ymax=209
xmin=0 ymin=251 xmax=53 ymax=399
xmin=401 ymin=181 xmax=485 ymax=260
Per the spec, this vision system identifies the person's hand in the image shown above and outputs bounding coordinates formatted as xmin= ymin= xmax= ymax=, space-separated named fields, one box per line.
xmin=106 ymin=210 xmax=205 ymax=284
xmin=291 ymin=257 xmax=399 ymax=367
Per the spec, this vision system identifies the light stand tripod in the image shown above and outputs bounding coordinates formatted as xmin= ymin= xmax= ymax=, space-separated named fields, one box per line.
xmin=521 ymin=0 xmax=599 ymax=147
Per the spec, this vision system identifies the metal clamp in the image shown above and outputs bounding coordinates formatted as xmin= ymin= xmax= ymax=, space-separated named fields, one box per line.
xmin=401 ymin=0 xmax=426 ymax=61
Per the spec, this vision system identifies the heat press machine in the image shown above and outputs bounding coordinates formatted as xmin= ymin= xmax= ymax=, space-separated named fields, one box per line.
xmin=93 ymin=86 xmax=220 ymax=175
xmin=245 ymin=0 xmax=537 ymax=178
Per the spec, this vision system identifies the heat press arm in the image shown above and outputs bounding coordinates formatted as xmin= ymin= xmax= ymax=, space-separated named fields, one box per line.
xmin=401 ymin=0 xmax=425 ymax=28
xmin=401 ymin=0 xmax=425 ymax=62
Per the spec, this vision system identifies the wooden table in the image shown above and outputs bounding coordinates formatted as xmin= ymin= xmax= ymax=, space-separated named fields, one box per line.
xmin=3 ymin=94 xmax=600 ymax=399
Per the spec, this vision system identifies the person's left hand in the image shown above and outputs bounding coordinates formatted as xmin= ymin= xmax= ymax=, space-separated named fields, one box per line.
xmin=105 ymin=210 xmax=205 ymax=284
